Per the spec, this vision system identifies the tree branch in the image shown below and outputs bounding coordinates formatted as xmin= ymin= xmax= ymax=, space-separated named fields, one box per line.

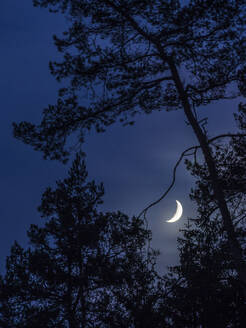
xmin=137 ymin=145 xmax=200 ymax=219
xmin=141 ymin=76 xmax=173 ymax=86
xmin=208 ymin=133 xmax=246 ymax=144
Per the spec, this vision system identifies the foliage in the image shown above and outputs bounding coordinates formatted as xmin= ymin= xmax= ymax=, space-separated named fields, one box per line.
xmin=6 ymin=1 xmax=246 ymax=325
xmin=164 ymin=216 xmax=246 ymax=327
xmin=185 ymin=104 xmax=246 ymax=232
xmin=12 ymin=1 xmax=246 ymax=290
xmin=162 ymin=106 xmax=246 ymax=327
xmin=0 ymin=153 xmax=163 ymax=327
xmin=13 ymin=0 xmax=246 ymax=162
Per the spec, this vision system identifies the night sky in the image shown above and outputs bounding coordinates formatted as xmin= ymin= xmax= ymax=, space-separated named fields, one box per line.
xmin=1 ymin=1 xmax=241 ymax=274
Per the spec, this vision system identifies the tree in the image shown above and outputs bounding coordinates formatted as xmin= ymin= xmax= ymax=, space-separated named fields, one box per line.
xmin=164 ymin=217 xmax=246 ymax=328
xmin=163 ymin=107 xmax=246 ymax=327
xmin=0 ymin=153 xmax=164 ymax=327
xmin=13 ymin=0 xmax=246 ymax=294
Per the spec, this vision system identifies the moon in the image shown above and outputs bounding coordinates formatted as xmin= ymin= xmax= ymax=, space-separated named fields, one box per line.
xmin=166 ymin=200 xmax=183 ymax=223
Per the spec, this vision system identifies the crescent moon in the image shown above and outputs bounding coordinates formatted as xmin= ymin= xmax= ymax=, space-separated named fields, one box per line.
xmin=166 ymin=200 xmax=183 ymax=223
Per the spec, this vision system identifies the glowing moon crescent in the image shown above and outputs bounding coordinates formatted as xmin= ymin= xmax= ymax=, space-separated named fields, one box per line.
xmin=166 ymin=200 xmax=183 ymax=223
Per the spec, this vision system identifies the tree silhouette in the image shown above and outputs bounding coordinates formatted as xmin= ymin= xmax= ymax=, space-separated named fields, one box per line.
xmin=164 ymin=216 xmax=246 ymax=328
xmin=162 ymin=107 xmax=246 ymax=327
xmin=0 ymin=154 xmax=164 ymax=327
xmin=13 ymin=0 xmax=246 ymax=294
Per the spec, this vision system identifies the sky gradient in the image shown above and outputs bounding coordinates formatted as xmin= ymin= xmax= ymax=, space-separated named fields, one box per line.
xmin=1 ymin=0 xmax=241 ymax=274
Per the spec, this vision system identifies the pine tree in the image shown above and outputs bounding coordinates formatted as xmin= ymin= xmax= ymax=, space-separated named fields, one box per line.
xmin=13 ymin=0 xmax=246 ymax=294
xmin=163 ymin=106 xmax=246 ymax=327
xmin=164 ymin=217 xmax=245 ymax=327
xmin=0 ymin=154 xmax=163 ymax=327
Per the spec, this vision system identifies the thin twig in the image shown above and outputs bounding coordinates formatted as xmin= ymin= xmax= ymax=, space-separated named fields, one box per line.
xmin=234 ymin=213 xmax=246 ymax=227
xmin=137 ymin=145 xmax=199 ymax=219
xmin=208 ymin=133 xmax=246 ymax=144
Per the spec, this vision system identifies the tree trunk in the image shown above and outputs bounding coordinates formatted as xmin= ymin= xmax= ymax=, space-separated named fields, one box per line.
xmin=166 ymin=56 xmax=246 ymax=299
xmin=105 ymin=2 xmax=246 ymax=302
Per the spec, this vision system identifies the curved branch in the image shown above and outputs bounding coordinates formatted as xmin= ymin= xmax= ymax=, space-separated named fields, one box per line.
xmin=137 ymin=134 xmax=246 ymax=220
xmin=208 ymin=133 xmax=246 ymax=144
xmin=137 ymin=145 xmax=199 ymax=219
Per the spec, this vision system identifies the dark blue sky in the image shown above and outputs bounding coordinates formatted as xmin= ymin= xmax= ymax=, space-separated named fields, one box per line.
xmin=1 ymin=0 xmax=240 ymax=273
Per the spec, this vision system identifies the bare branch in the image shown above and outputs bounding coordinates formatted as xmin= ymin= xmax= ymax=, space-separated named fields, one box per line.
xmin=137 ymin=145 xmax=200 ymax=219
xmin=208 ymin=133 xmax=246 ymax=144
